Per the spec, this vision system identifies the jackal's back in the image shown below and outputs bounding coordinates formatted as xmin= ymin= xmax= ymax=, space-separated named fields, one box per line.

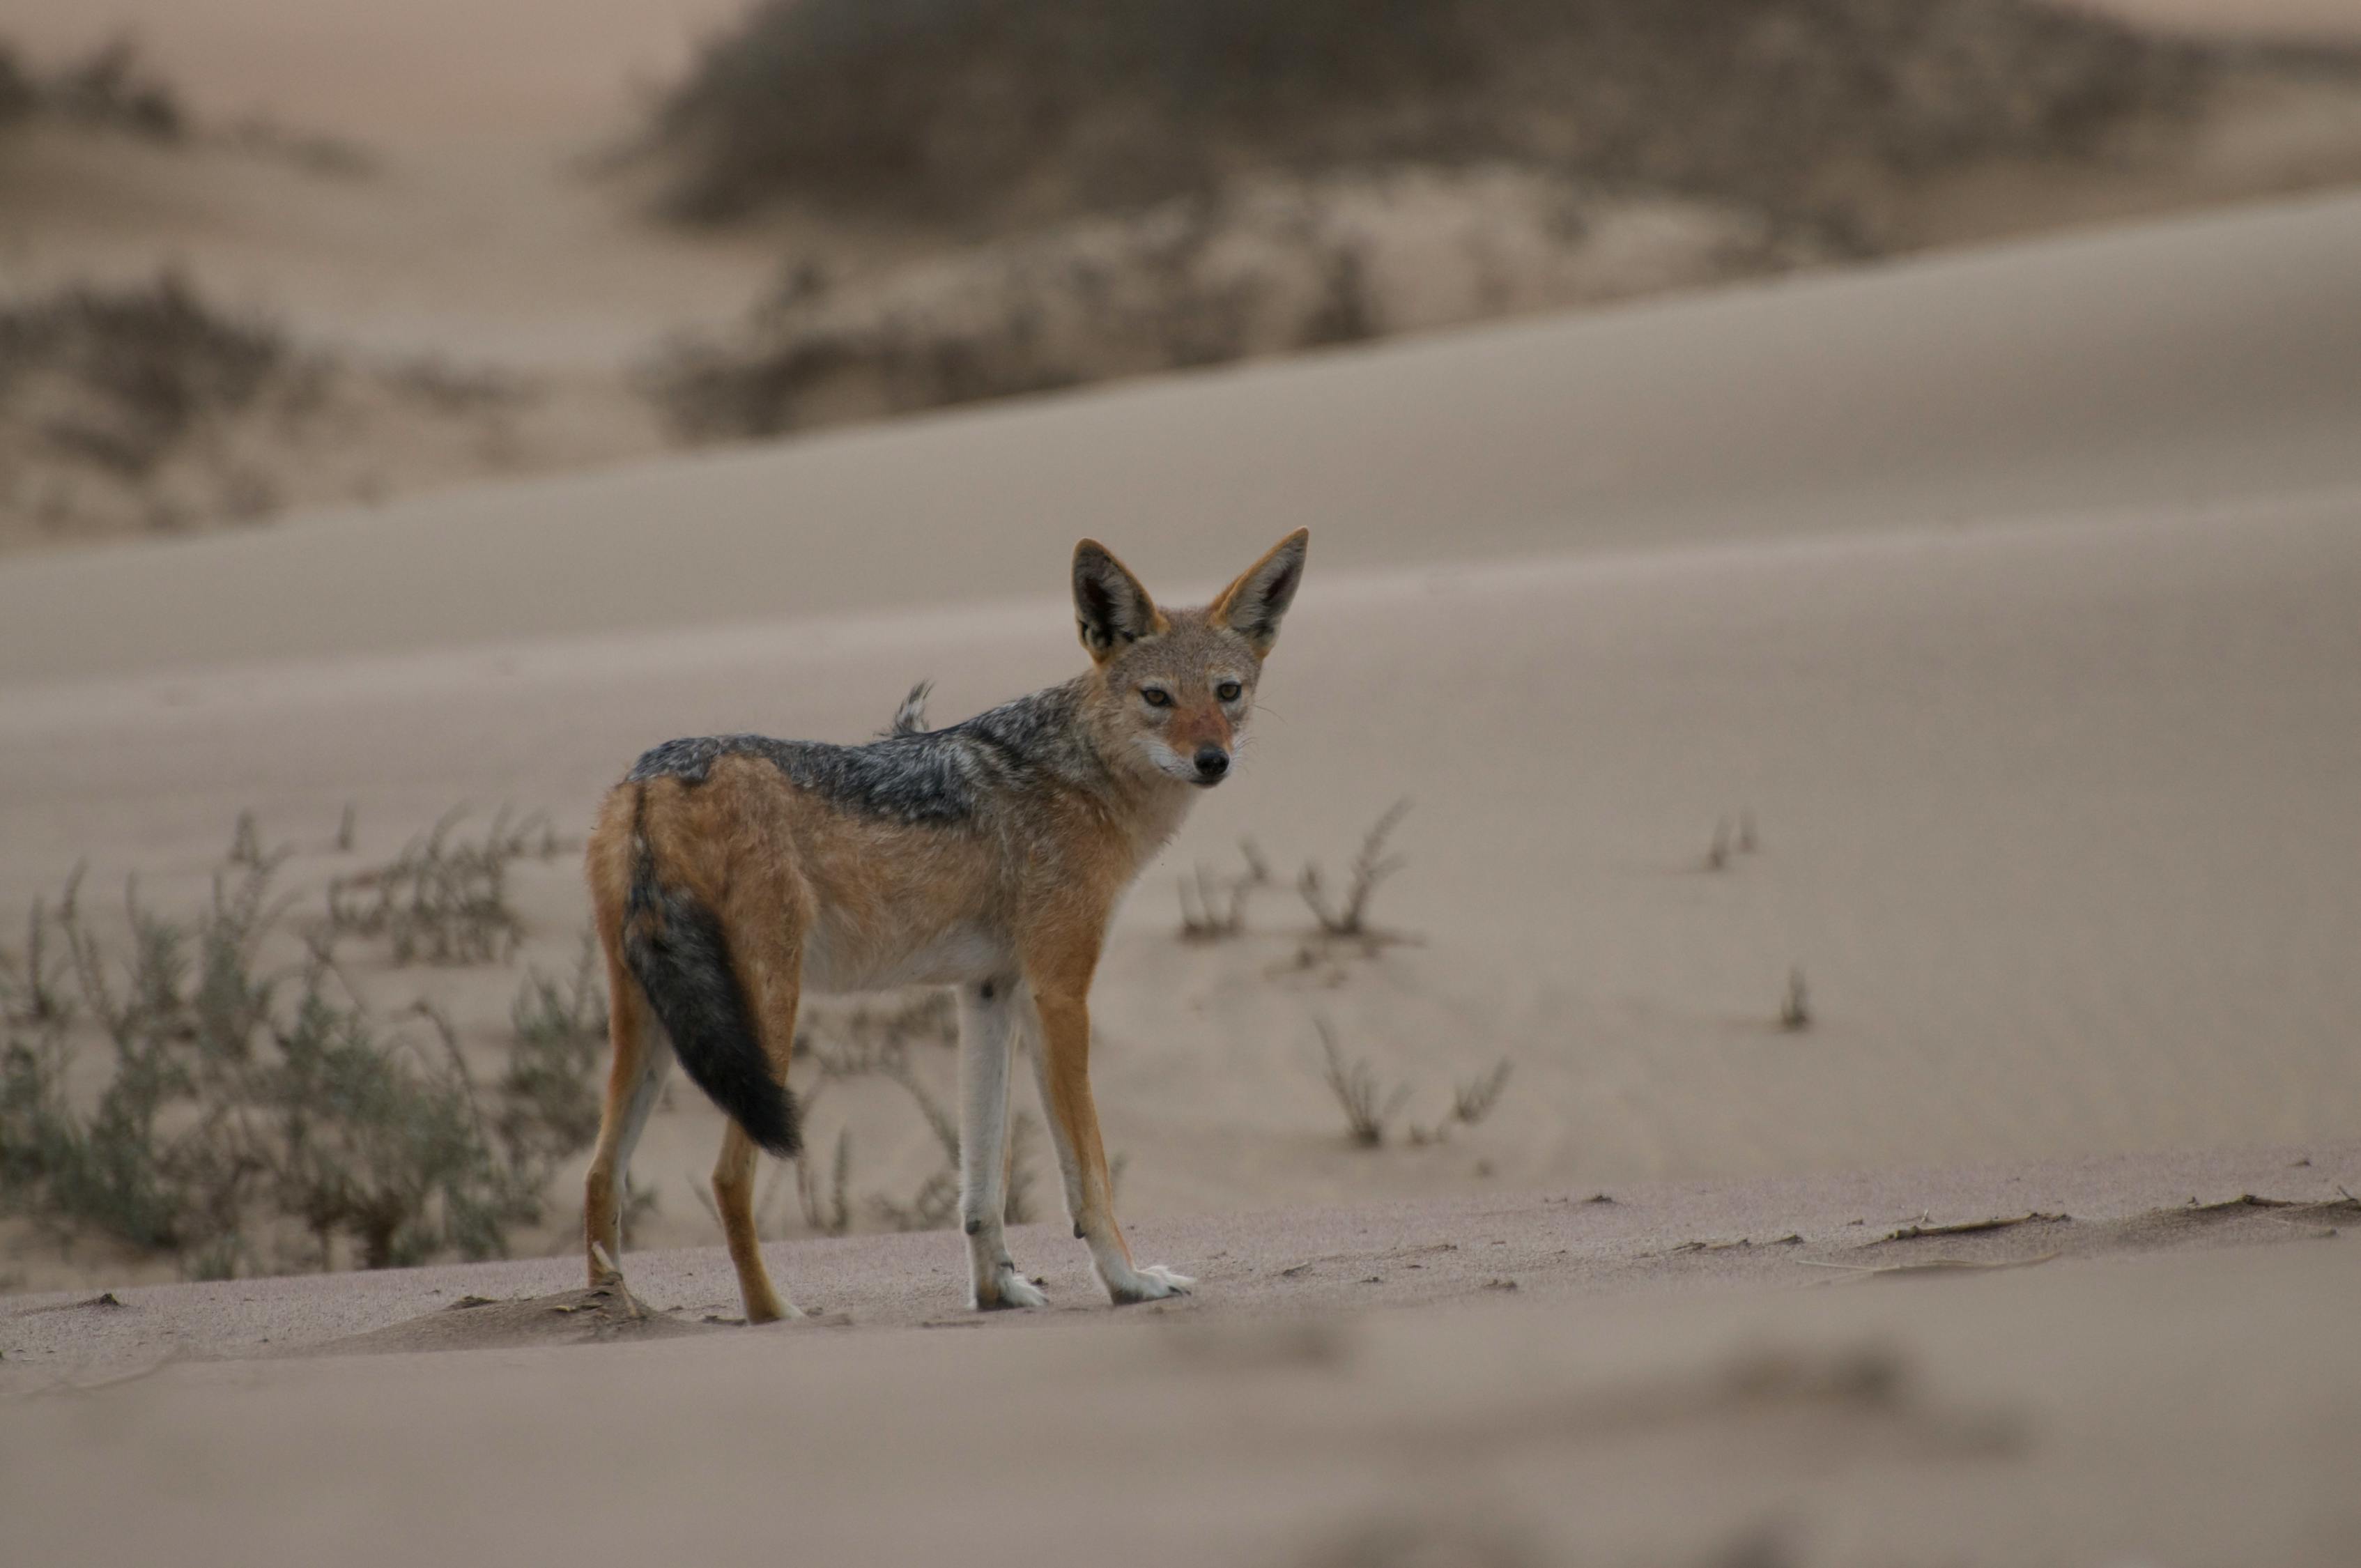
xmin=622 ymin=679 xmax=1106 ymax=831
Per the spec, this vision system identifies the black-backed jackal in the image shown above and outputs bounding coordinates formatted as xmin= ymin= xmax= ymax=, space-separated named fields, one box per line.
xmin=583 ymin=530 xmax=1308 ymax=1319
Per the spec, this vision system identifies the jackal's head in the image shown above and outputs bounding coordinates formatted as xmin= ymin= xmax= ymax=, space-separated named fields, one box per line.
xmin=1072 ymin=529 xmax=1308 ymax=789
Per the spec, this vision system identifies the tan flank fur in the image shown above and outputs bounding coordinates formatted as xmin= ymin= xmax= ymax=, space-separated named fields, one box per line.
xmin=582 ymin=530 xmax=1309 ymax=1320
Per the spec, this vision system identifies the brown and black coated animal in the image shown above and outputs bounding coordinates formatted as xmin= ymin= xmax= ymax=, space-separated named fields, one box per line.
xmin=582 ymin=530 xmax=1308 ymax=1320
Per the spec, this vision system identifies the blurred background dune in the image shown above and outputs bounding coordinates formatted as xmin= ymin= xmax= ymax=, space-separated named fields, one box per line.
xmin=4 ymin=0 xmax=2359 ymax=546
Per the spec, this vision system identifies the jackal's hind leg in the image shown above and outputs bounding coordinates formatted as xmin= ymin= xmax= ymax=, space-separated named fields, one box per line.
xmin=585 ymin=943 xmax=672 ymax=1286
xmin=960 ymin=978 xmax=1047 ymax=1309
xmin=709 ymin=867 xmax=808 ymax=1325
xmin=712 ymin=1119 xmax=799 ymax=1323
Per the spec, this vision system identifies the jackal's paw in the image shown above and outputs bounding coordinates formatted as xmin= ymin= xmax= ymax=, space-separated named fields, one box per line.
xmin=1107 ymin=1263 xmax=1196 ymax=1305
xmin=973 ymin=1264 xmax=1049 ymax=1312
xmin=744 ymin=1294 xmax=805 ymax=1325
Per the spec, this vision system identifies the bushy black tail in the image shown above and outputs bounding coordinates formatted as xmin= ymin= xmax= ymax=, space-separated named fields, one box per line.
xmin=620 ymin=791 xmax=799 ymax=1158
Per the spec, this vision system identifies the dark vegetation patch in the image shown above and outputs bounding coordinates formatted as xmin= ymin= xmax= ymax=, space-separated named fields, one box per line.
xmin=324 ymin=808 xmax=566 ymax=967
xmin=647 ymin=0 xmax=2217 ymax=231
xmin=643 ymin=1 xmax=2239 ymax=440
xmin=0 ymin=274 xmax=551 ymax=544
xmin=0 ymin=814 xmax=606 ymax=1280
xmin=0 ymin=38 xmax=184 ymax=143
xmin=0 ymin=273 xmax=301 ymax=493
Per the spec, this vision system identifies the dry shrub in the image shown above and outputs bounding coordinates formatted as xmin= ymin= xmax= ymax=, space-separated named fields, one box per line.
xmin=325 ymin=807 xmax=562 ymax=967
xmin=0 ymin=816 xmax=608 ymax=1279
xmin=0 ymin=38 xmax=183 ymax=142
xmin=0 ymin=272 xmax=567 ymax=546
xmin=649 ymin=0 xmax=2215 ymax=231
xmin=648 ymin=169 xmax=1821 ymax=442
xmin=1299 ymin=800 xmax=1412 ymax=942
xmin=1780 ymin=967 xmax=1813 ymax=1031
xmin=1178 ymin=840 xmax=1273 ymax=941
xmin=1316 ymin=1021 xmax=1410 ymax=1148
xmin=0 ymin=273 xmax=294 ymax=486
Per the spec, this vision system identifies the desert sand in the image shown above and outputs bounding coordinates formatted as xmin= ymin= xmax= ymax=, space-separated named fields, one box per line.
xmin=4 ymin=175 xmax=2360 ymax=1558
xmin=5 ymin=188 xmax=2360 ymax=1228
xmin=5 ymin=1148 xmax=2358 ymax=1566
xmin=6 ymin=3 xmax=2361 ymax=1560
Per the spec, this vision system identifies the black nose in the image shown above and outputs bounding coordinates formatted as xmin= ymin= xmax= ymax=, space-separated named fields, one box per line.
xmin=1194 ymin=746 xmax=1230 ymax=780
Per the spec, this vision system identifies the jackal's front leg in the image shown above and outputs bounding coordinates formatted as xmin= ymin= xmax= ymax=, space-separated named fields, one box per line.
xmin=959 ymin=978 xmax=1047 ymax=1309
xmin=1029 ymin=988 xmax=1193 ymax=1304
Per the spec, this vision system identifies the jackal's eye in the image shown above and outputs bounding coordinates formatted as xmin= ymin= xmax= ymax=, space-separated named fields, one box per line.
xmin=1216 ymin=680 xmax=1243 ymax=702
xmin=1141 ymin=686 xmax=1173 ymax=708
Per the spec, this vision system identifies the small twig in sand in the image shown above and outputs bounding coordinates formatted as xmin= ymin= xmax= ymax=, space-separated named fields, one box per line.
xmin=1705 ymin=812 xmax=1760 ymax=870
xmin=1800 ymin=1252 xmax=2061 ymax=1279
xmin=1876 ymin=1212 xmax=2069 ymax=1243
xmin=10 ymin=1291 xmax=129 ymax=1319
xmin=1778 ymin=967 xmax=1811 ymax=1031
xmin=1670 ymin=1234 xmax=1801 ymax=1254
xmin=1449 ymin=1060 xmax=1513 ymax=1128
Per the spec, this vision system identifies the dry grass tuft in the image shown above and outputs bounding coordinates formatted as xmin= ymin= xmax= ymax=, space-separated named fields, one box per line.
xmin=1316 ymin=1020 xmax=1411 ymax=1148
xmin=1451 ymin=1060 xmax=1514 ymax=1128
xmin=0 ymin=274 xmax=299 ymax=507
xmin=1778 ymin=967 xmax=1812 ymax=1032
xmin=1178 ymin=840 xmax=1273 ymax=941
xmin=324 ymin=807 xmax=564 ymax=967
xmin=1300 ymin=799 xmax=1411 ymax=941
xmin=0 ymin=38 xmax=184 ymax=142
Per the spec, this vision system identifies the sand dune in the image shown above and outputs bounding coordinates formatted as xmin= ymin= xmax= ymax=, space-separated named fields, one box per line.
xmin=3 ymin=190 xmax=2357 ymax=1261
xmin=3 ymin=187 xmax=2357 ymax=682
xmin=10 ymin=0 xmax=2361 ymax=551
xmin=6 ymin=36 xmax=2361 ymax=1553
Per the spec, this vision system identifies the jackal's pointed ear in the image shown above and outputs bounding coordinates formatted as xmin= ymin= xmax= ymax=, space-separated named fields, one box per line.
xmin=1073 ymin=539 xmax=1166 ymax=662
xmin=1208 ymin=528 xmax=1309 ymax=657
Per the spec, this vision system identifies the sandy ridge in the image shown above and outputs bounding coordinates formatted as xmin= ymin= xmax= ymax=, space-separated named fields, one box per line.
xmin=1 ymin=187 xmax=2357 ymax=684
xmin=4 ymin=1139 xmax=2353 ymax=1374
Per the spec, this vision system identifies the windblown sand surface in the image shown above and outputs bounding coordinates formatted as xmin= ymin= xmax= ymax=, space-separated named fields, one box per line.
xmin=6 ymin=1148 xmax=2360 ymax=1566
xmin=3 ymin=100 xmax=2360 ymax=1566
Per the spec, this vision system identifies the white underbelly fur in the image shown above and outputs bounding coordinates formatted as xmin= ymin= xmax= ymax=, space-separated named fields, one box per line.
xmin=799 ymin=914 xmax=1008 ymax=996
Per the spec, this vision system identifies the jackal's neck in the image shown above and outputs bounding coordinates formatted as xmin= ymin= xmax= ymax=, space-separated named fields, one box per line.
xmin=1115 ymin=774 xmax=1200 ymax=866
xmin=975 ymin=672 xmax=1197 ymax=865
